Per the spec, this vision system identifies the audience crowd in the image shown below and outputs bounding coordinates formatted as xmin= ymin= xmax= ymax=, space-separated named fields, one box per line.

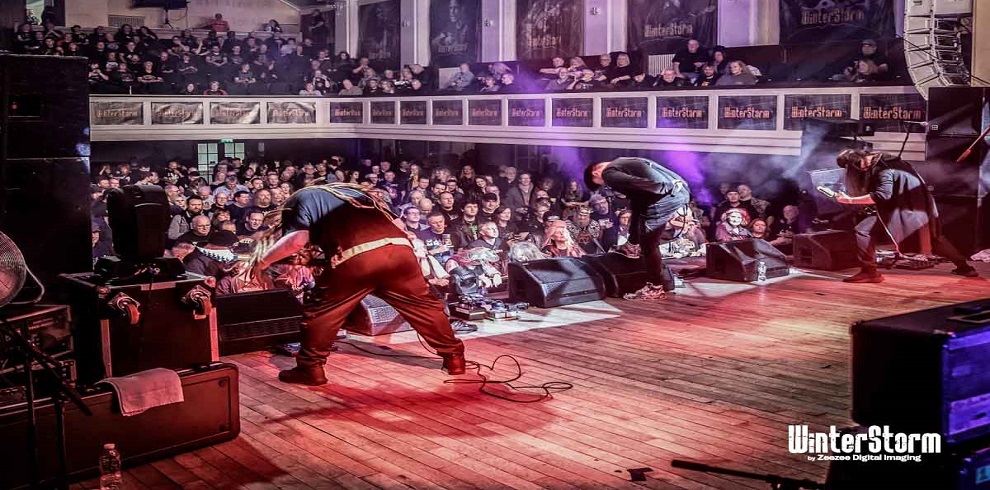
xmin=12 ymin=18 xmax=895 ymax=97
xmin=90 ymin=153 xmax=811 ymax=294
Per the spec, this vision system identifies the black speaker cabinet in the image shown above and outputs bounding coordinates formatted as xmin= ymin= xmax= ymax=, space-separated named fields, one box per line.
xmin=705 ymin=239 xmax=790 ymax=282
xmin=580 ymin=253 xmax=649 ymax=298
xmin=507 ymin=257 xmax=605 ymax=308
xmin=0 ymin=363 xmax=239 ymax=490
xmin=60 ymin=272 xmax=218 ymax=385
xmin=0 ymin=55 xmax=93 ymax=292
xmin=0 ymin=54 xmax=90 ymax=160
xmin=924 ymin=87 xmax=989 ymax=253
xmin=216 ymin=289 xmax=303 ymax=355
xmin=915 ymin=159 xmax=989 ymax=255
xmin=852 ymin=299 xmax=990 ymax=444
xmin=106 ymin=185 xmax=170 ymax=263
xmin=346 ymin=295 xmax=412 ymax=336
xmin=793 ymin=230 xmax=859 ymax=271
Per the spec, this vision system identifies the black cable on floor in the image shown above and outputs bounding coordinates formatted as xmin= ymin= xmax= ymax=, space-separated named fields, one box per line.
xmin=334 ymin=332 xmax=573 ymax=403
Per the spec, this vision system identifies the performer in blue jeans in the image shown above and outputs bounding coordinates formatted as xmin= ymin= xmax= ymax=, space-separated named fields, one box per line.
xmin=584 ymin=157 xmax=692 ymax=300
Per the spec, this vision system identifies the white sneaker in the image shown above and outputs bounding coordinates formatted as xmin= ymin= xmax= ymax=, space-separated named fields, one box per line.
xmin=623 ymin=282 xmax=666 ymax=301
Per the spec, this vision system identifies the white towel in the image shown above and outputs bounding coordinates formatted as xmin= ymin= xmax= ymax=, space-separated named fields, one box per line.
xmin=98 ymin=368 xmax=185 ymax=417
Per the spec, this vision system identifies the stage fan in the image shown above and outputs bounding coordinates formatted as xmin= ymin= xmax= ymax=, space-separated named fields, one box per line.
xmin=0 ymin=231 xmax=44 ymax=307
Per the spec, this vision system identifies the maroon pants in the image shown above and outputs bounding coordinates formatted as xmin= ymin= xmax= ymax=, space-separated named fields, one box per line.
xmin=296 ymin=244 xmax=464 ymax=368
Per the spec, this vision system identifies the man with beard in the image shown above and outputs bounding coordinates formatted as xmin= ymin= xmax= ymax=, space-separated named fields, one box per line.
xmin=833 ymin=150 xmax=977 ymax=283
xmin=254 ymin=189 xmax=276 ymax=214
xmin=450 ymin=200 xmax=481 ymax=249
xmin=479 ymin=193 xmax=499 ymax=223
xmin=250 ymin=183 xmax=465 ymax=385
xmin=585 ymin=157 xmax=692 ymax=299
xmin=168 ymin=196 xmax=204 ymax=243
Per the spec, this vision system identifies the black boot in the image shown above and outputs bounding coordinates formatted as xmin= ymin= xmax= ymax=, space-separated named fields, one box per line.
xmin=278 ymin=364 xmax=329 ymax=386
xmin=952 ymin=265 xmax=979 ymax=277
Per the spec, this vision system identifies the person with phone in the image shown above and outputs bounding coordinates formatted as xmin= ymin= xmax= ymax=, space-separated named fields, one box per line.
xmin=833 ymin=149 xmax=977 ymax=283
xmin=584 ymin=157 xmax=692 ymax=300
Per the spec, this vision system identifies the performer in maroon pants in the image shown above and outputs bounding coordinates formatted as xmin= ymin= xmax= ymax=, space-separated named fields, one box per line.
xmin=250 ymin=183 xmax=466 ymax=386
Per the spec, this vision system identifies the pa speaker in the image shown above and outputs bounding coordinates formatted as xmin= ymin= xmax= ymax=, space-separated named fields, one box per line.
xmin=346 ymin=295 xmax=412 ymax=336
xmin=507 ymin=257 xmax=605 ymax=308
xmin=706 ymin=239 xmax=790 ymax=282
xmin=106 ymin=185 xmax=170 ymax=263
xmin=580 ymin=253 xmax=649 ymax=297
xmin=793 ymin=231 xmax=859 ymax=271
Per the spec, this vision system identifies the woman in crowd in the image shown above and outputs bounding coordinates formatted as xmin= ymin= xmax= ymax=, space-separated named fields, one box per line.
xmin=560 ymin=179 xmax=590 ymax=219
xmin=458 ymin=165 xmax=477 ymax=190
xmin=716 ymin=60 xmax=758 ymax=86
xmin=542 ymin=220 xmax=585 ymax=258
xmin=749 ymin=218 xmax=770 ymax=240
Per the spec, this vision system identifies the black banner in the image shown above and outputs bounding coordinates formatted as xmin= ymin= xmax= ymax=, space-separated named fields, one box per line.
xmin=516 ymin=0 xmax=583 ymax=60
xmin=432 ymin=100 xmax=464 ymax=125
xmin=468 ymin=99 xmax=502 ymax=126
xmin=151 ymin=102 xmax=203 ymax=125
xmin=429 ymin=0 xmax=481 ymax=68
xmin=602 ymin=98 xmax=648 ymax=128
xmin=508 ymin=99 xmax=546 ymax=127
xmin=329 ymin=102 xmax=364 ymax=123
xmin=400 ymin=100 xmax=428 ymax=124
xmin=717 ymin=95 xmax=777 ymax=131
xmin=91 ymin=101 xmax=143 ymax=126
xmin=359 ymin=0 xmax=401 ymax=67
xmin=657 ymin=96 xmax=709 ymax=129
xmin=552 ymin=98 xmax=593 ymax=128
xmin=783 ymin=94 xmax=852 ymax=131
xmin=370 ymin=101 xmax=396 ymax=124
xmin=627 ymin=0 xmax=718 ymax=54
xmin=268 ymin=101 xmax=316 ymax=124
xmin=209 ymin=102 xmax=260 ymax=125
xmin=859 ymin=93 xmax=926 ymax=132
xmin=779 ymin=0 xmax=895 ymax=44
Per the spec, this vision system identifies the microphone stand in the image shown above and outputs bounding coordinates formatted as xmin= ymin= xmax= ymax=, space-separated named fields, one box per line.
xmin=671 ymin=460 xmax=824 ymax=490
xmin=0 ymin=320 xmax=92 ymax=490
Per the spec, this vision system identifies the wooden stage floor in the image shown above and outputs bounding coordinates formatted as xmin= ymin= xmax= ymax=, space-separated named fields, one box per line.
xmin=77 ymin=263 xmax=990 ymax=489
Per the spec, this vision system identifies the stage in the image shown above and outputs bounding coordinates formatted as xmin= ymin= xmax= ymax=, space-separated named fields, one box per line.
xmin=75 ymin=262 xmax=990 ymax=489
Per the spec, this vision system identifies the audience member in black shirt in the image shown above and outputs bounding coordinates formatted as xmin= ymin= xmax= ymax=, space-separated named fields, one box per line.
xmin=694 ymin=64 xmax=721 ymax=87
xmin=672 ymin=39 xmax=710 ymax=79
xmin=653 ymin=69 xmax=689 ymax=88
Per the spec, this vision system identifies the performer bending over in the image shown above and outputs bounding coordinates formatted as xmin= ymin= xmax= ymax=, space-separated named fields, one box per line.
xmin=833 ymin=149 xmax=978 ymax=283
xmin=584 ymin=157 xmax=691 ymax=300
xmin=251 ymin=183 xmax=466 ymax=385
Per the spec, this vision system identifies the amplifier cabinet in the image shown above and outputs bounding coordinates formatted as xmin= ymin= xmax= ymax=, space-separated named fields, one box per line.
xmin=0 ymin=363 xmax=239 ymax=490
xmin=216 ymin=289 xmax=303 ymax=355
xmin=60 ymin=273 xmax=218 ymax=385
xmin=852 ymin=299 xmax=990 ymax=444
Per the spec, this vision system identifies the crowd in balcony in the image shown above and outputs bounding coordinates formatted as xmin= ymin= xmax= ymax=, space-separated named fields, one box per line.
xmin=90 ymin=150 xmax=811 ymax=292
xmin=11 ymin=16 xmax=897 ymax=97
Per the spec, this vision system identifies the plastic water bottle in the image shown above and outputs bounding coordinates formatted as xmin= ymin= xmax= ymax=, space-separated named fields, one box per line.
xmin=757 ymin=260 xmax=767 ymax=282
xmin=99 ymin=443 xmax=122 ymax=490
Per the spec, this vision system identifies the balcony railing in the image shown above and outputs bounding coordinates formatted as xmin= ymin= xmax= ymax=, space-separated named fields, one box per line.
xmin=90 ymin=85 xmax=927 ymax=158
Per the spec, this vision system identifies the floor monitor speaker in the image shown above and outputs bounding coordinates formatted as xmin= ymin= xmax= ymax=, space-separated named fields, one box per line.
xmin=793 ymin=230 xmax=859 ymax=271
xmin=346 ymin=295 xmax=412 ymax=336
xmin=507 ymin=257 xmax=605 ymax=308
xmin=706 ymin=239 xmax=790 ymax=282
xmin=580 ymin=253 xmax=649 ymax=298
